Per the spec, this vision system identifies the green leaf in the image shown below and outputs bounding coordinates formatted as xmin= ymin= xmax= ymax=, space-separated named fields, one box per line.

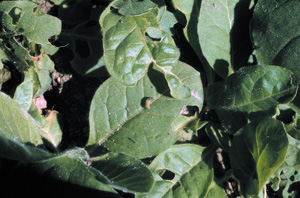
xmin=0 ymin=36 xmax=29 ymax=72
xmin=251 ymin=0 xmax=300 ymax=84
xmin=33 ymin=54 xmax=55 ymax=97
xmin=172 ymin=0 xmax=216 ymax=83
xmin=215 ymin=65 xmax=297 ymax=133
xmin=101 ymin=6 xmax=188 ymax=98
xmin=0 ymin=92 xmax=43 ymax=146
xmin=172 ymin=108 xmax=202 ymax=142
xmin=0 ymin=67 xmax=10 ymax=89
xmin=0 ymin=47 xmax=7 ymax=70
xmin=135 ymin=144 xmax=226 ymax=198
xmin=1 ymin=131 xmax=150 ymax=195
xmin=40 ymin=110 xmax=63 ymax=152
xmin=171 ymin=0 xmax=200 ymax=52
xmin=198 ymin=0 xmax=238 ymax=78
xmin=0 ymin=1 xmax=61 ymax=55
xmin=286 ymin=120 xmax=300 ymax=141
xmin=281 ymin=167 xmax=300 ymax=198
xmin=13 ymin=55 xmax=54 ymax=111
xmin=204 ymin=81 xmax=225 ymax=109
xmin=198 ymin=0 xmax=253 ymax=79
xmin=25 ymin=148 xmax=119 ymax=194
xmin=0 ymin=1 xmax=60 ymax=78
xmin=112 ymin=0 xmax=156 ymax=16
xmin=293 ymin=113 xmax=300 ymax=130
xmin=0 ymin=132 xmax=50 ymax=162
xmin=172 ymin=0 xmax=253 ymax=83
xmin=271 ymin=124 xmax=300 ymax=196
xmin=13 ymin=68 xmax=38 ymax=111
xmin=229 ymin=117 xmax=289 ymax=197
xmin=0 ymin=135 xmax=119 ymax=195
xmin=156 ymin=66 xmax=191 ymax=99
xmin=89 ymin=152 xmax=154 ymax=193
xmin=101 ymin=6 xmax=158 ymax=85
xmin=283 ymin=134 xmax=300 ymax=171
xmin=27 ymin=101 xmax=46 ymax=127
xmin=152 ymin=0 xmax=178 ymax=36
xmin=88 ymin=61 xmax=203 ymax=159
xmin=269 ymin=159 xmax=300 ymax=198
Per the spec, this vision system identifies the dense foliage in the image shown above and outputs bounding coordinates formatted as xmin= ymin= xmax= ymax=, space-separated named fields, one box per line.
xmin=0 ymin=0 xmax=300 ymax=197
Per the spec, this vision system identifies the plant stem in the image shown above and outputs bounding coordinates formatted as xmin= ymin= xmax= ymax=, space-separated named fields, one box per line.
xmin=264 ymin=185 xmax=267 ymax=198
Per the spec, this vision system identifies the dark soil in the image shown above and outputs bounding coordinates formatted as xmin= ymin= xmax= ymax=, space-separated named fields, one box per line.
xmin=45 ymin=48 xmax=104 ymax=149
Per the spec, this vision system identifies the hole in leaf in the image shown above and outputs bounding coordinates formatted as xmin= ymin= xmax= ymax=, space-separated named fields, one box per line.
xmin=3 ymin=42 xmax=14 ymax=52
xmin=32 ymin=7 xmax=45 ymax=17
xmin=14 ymin=35 xmax=25 ymax=43
xmin=1 ymin=64 xmax=22 ymax=96
xmin=180 ymin=105 xmax=199 ymax=116
xmin=8 ymin=7 xmax=22 ymax=25
xmin=141 ymin=97 xmax=154 ymax=109
xmin=48 ymin=35 xmax=58 ymax=45
xmin=75 ymin=40 xmax=90 ymax=58
xmin=17 ymin=28 xmax=24 ymax=33
xmin=172 ymin=182 xmax=180 ymax=191
xmin=161 ymin=170 xmax=175 ymax=180
xmin=29 ymin=43 xmax=42 ymax=56
xmin=145 ymin=27 xmax=162 ymax=41
xmin=85 ymin=20 xmax=97 ymax=28
xmin=276 ymin=108 xmax=294 ymax=124
xmin=288 ymin=181 xmax=300 ymax=196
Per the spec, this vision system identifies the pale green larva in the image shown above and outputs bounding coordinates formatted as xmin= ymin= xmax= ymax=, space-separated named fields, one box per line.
xmin=145 ymin=97 xmax=154 ymax=109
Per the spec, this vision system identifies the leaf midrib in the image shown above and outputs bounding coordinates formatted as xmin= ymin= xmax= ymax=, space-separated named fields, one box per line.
xmin=224 ymin=86 xmax=295 ymax=110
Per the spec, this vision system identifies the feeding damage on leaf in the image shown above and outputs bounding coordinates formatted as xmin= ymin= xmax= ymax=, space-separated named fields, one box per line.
xmin=100 ymin=1 xmax=192 ymax=99
xmin=3 ymin=0 xmax=300 ymax=197
xmin=88 ymin=60 xmax=203 ymax=158
xmin=143 ymin=97 xmax=155 ymax=109
xmin=180 ymin=105 xmax=199 ymax=116
xmin=0 ymin=1 xmax=61 ymax=73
